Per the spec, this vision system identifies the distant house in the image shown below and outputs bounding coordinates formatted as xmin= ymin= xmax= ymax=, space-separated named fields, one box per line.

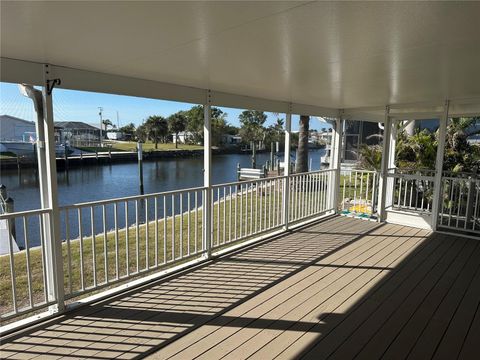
xmin=55 ymin=121 xmax=101 ymax=146
xmin=106 ymin=130 xmax=125 ymax=141
xmin=0 ymin=115 xmax=36 ymax=141
xmin=172 ymin=131 xmax=196 ymax=144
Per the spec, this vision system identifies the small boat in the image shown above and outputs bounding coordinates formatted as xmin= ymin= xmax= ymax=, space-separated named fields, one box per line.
xmin=0 ymin=140 xmax=69 ymax=157
xmin=320 ymin=145 xmax=331 ymax=165
xmin=0 ymin=140 xmax=35 ymax=156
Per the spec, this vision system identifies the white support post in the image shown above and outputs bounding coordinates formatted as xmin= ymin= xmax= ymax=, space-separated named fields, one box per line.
xmin=282 ymin=110 xmax=292 ymax=230
xmin=431 ymin=100 xmax=449 ymax=230
xmin=385 ymin=119 xmax=397 ymax=212
xmin=42 ymin=64 xmax=64 ymax=313
xmin=331 ymin=114 xmax=344 ymax=212
xmin=203 ymin=91 xmax=212 ymax=258
xmin=378 ymin=106 xmax=391 ymax=222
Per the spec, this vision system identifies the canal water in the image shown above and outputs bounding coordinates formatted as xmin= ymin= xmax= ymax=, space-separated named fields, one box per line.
xmin=1 ymin=149 xmax=325 ymax=247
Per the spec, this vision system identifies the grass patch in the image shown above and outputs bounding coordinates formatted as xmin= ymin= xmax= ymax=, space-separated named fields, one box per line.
xmin=110 ymin=142 xmax=203 ymax=152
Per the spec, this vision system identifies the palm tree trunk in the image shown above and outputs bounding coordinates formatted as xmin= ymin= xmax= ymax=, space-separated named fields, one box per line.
xmin=296 ymin=115 xmax=310 ymax=173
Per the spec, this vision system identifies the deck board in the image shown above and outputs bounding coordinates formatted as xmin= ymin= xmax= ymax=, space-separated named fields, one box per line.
xmin=1 ymin=216 xmax=479 ymax=360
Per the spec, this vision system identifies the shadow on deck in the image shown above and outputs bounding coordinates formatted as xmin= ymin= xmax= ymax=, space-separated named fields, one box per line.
xmin=1 ymin=216 xmax=479 ymax=360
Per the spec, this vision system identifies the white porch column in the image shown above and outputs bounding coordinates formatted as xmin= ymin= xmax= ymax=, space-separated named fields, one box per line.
xmin=42 ymin=64 xmax=64 ymax=312
xmin=203 ymin=91 xmax=212 ymax=258
xmin=282 ymin=110 xmax=292 ymax=230
xmin=431 ymin=100 xmax=449 ymax=230
xmin=331 ymin=114 xmax=344 ymax=213
xmin=378 ymin=106 xmax=391 ymax=221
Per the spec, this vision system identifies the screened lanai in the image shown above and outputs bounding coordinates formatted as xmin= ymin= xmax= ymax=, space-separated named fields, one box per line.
xmin=1 ymin=1 xmax=479 ymax=359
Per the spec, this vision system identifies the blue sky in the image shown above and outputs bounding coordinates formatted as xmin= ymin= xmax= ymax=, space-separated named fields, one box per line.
xmin=0 ymin=82 xmax=331 ymax=131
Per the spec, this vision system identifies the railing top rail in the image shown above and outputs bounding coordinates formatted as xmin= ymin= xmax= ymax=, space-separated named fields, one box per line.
xmin=340 ymin=169 xmax=379 ymax=174
xmin=60 ymin=185 xmax=207 ymax=210
xmin=291 ymin=168 xmax=336 ymax=176
xmin=212 ymin=175 xmax=287 ymax=188
xmin=0 ymin=207 xmax=52 ymax=219
xmin=387 ymin=172 xmax=435 ymax=181
xmin=442 ymin=175 xmax=480 ymax=182
xmin=442 ymin=171 xmax=479 ymax=179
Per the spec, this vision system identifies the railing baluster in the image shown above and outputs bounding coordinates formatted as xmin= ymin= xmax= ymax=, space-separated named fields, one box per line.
xmin=114 ymin=202 xmax=119 ymax=279
xmin=217 ymin=187 xmax=220 ymax=245
xmin=172 ymin=194 xmax=175 ymax=261
xmin=154 ymin=197 xmax=158 ymax=266
xmin=187 ymin=192 xmax=191 ymax=255
xmin=23 ymin=216 xmax=34 ymax=308
xmin=78 ymin=209 xmax=85 ymax=289
xmin=228 ymin=186 xmax=232 ymax=243
xmin=240 ymin=183 xmax=243 ymax=237
xmin=125 ymin=201 xmax=130 ymax=277
xmin=234 ymin=184 xmax=238 ymax=241
xmin=223 ymin=187 xmax=227 ymax=244
xmin=179 ymin=194 xmax=183 ymax=259
xmin=64 ymin=210 xmax=72 ymax=294
xmin=7 ymin=218 xmax=17 ymax=314
xmin=145 ymin=198 xmax=149 ymax=269
xmin=91 ymin=206 xmax=97 ymax=287
xmin=135 ymin=200 xmax=139 ymax=273
xmin=194 ymin=191 xmax=198 ymax=253
xmin=163 ymin=195 xmax=167 ymax=262
xmin=102 ymin=204 xmax=108 ymax=283
xmin=39 ymin=214 xmax=49 ymax=301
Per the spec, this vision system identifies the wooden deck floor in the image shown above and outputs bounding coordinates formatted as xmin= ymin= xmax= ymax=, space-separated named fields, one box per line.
xmin=1 ymin=216 xmax=479 ymax=360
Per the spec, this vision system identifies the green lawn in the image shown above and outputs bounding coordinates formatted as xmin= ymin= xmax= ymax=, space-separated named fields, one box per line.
xmin=75 ymin=142 xmax=203 ymax=154
xmin=1 ymin=182 xmax=327 ymax=317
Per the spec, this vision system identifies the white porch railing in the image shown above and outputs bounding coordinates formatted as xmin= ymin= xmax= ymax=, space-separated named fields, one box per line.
xmin=339 ymin=169 xmax=380 ymax=218
xmin=0 ymin=208 xmax=56 ymax=321
xmin=438 ymin=172 xmax=479 ymax=234
xmin=59 ymin=186 xmax=207 ymax=300
xmin=386 ymin=168 xmax=436 ymax=214
xmin=0 ymin=169 xmax=335 ymax=324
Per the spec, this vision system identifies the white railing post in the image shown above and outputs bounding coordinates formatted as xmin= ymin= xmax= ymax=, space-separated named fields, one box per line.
xmin=331 ymin=113 xmax=343 ymax=213
xmin=431 ymin=100 xmax=449 ymax=230
xmin=378 ymin=106 xmax=391 ymax=222
xmin=42 ymin=64 xmax=65 ymax=313
xmin=282 ymin=109 xmax=292 ymax=230
xmin=203 ymin=91 xmax=212 ymax=258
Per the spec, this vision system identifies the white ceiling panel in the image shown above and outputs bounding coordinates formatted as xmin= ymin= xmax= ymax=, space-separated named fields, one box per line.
xmin=1 ymin=1 xmax=480 ymax=109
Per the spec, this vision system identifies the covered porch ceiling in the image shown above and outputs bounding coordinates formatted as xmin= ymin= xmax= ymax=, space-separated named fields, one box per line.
xmin=1 ymin=1 xmax=480 ymax=115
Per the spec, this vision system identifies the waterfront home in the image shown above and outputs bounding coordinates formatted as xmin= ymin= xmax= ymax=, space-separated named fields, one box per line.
xmin=55 ymin=121 xmax=101 ymax=147
xmin=1 ymin=2 xmax=479 ymax=359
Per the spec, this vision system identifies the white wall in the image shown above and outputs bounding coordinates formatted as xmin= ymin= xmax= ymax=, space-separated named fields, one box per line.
xmin=0 ymin=116 xmax=35 ymax=141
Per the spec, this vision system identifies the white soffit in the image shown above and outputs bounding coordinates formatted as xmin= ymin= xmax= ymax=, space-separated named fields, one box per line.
xmin=1 ymin=1 xmax=480 ymax=110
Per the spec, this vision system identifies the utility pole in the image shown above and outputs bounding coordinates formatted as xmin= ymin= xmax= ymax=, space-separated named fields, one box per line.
xmin=116 ymin=110 xmax=120 ymax=128
xmin=98 ymin=107 xmax=103 ymax=147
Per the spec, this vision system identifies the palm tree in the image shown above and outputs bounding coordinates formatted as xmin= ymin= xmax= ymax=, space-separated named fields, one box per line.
xmin=296 ymin=115 xmax=310 ymax=173
xmin=168 ymin=113 xmax=187 ymax=149
xmin=145 ymin=116 xmax=168 ymax=149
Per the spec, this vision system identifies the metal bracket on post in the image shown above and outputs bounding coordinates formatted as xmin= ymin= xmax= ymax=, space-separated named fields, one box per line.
xmin=378 ymin=105 xmax=391 ymax=222
xmin=43 ymin=64 xmax=65 ymax=313
xmin=203 ymin=90 xmax=212 ymax=259
xmin=46 ymin=78 xmax=61 ymax=95
xmin=282 ymin=105 xmax=292 ymax=230
xmin=431 ymin=100 xmax=449 ymax=231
